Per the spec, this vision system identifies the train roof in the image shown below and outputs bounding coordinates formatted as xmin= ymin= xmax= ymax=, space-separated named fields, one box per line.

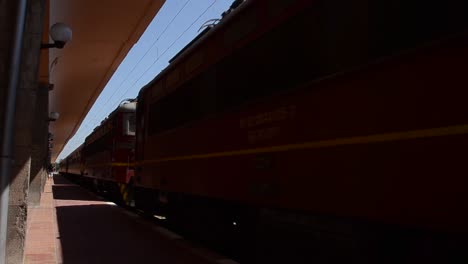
xmin=61 ymin=143 xmax=83 ymax=161
xmin=138 ymin=0 xmax=249 ymax=97
xmin=96 ymin=98 xmax=136 ymax=125
xmin=86 ymin=99 xmax=137 ymax=137
xmin=115 ymin=99 xmax=137 ymax=112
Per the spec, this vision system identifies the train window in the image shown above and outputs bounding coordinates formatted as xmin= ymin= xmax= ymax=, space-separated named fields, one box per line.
xmin=148 ymin=101 xmax=161 ymax=134
xmin=123 ymin=113 xmax=136 ymax=136
xmin=148 ymin=81 xmax=202 ymax=135
xmin=85 ymin=130 xmax=111 ymax=156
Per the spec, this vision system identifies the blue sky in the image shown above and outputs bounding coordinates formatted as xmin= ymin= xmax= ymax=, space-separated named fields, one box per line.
xmin=57 ymin=0 xmax=233 ymax=161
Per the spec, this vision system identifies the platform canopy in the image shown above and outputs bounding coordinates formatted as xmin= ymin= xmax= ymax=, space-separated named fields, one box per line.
xmin=47 ymin=0 xmax=165 ymax=161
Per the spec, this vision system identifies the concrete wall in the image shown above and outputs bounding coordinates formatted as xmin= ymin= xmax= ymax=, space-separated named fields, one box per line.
xmin=0 ymin=0 xmax=16 ymax=149
xmin=29 ymin=83 xmax=49 ymax=207
xmin=0 ymin=0 xmax=47 ymax=263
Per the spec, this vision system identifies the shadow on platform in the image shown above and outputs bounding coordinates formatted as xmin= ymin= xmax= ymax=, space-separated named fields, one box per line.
xmin=52 ymin=174 xmax=209 ymax=264
xmin=52 ymin=184 xmax=103 ymax=202
xmin=53 ymin=174 xmax=73 ymax=185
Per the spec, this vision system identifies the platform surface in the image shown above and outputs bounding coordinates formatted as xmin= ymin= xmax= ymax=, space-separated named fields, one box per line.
xmin=24 ymin=175 xmax=230 ymax=264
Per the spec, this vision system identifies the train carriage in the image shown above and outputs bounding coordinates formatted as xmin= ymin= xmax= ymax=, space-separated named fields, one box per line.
xmin=134 ymin=0 xmax=468 ymax=262
xmin=80 ymin=99 xmax=136 ymax=203
xmin=59 ymin=144 xmax=83 ymax=178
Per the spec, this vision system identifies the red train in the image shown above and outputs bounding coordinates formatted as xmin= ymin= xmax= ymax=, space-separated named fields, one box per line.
xmin=60 ymin=144 xmax=83 ymax=177
xmin=61 ymin=0 xmax=468 ymax=262
xmin=60 ymin=99 xmax=136 ymax=204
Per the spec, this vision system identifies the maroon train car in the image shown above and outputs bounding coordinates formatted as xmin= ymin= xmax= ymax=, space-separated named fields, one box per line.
xmin=135 ymin=0 xmax=468 ymax=262
xmin=81 ymin=99 xmax=136 ymax=203
xmin=59 ymin=144 xmax=83 ymax=177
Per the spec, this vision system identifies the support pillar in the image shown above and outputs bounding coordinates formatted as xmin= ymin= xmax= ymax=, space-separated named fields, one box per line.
xmin=28 ymin=83 xmax=49 ymax=207
xmin=2 ymin=0 xmax=46 ymax=263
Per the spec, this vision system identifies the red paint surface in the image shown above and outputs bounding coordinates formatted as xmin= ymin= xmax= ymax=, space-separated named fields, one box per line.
xmin=138 ymin=36 xmax=468 ymax=232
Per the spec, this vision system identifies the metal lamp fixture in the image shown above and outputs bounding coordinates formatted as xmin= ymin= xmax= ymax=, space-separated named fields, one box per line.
xmin=48 ymin=112 xmax=60 ymax=121
xmin=41 ymin=23 xmax=72 ymax=49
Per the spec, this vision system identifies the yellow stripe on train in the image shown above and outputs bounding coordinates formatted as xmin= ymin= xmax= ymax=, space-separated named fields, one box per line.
xmin=87 ymin=162 xmax=134 ymax=167
xmin=136 ymin=124 xmax=468 ymax=165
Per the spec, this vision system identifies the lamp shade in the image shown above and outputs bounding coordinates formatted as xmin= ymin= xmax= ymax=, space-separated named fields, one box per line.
xmin=49 ymin=112 xmax=60 ymax=121
xmin=50 ymin=23 xmax=72 ymax=43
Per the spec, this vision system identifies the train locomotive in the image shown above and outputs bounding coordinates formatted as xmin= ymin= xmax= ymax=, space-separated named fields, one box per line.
xmin=62 ymin=0 xmax=468 ymax=263
xmin=60 ymin=99 xmax=136 ymax=204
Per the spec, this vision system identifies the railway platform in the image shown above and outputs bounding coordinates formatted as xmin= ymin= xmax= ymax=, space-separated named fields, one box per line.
xmin=24 ymin=174 xmax=237 ymax=264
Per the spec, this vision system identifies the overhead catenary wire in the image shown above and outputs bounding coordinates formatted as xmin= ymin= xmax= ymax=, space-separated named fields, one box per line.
xmin=86 ymin=0 xmax=193 ymax=130
xmin=67 ymin=0 xmax=196 ymax=145
xmin=112 ymin=0 xmax=217 ymax=107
